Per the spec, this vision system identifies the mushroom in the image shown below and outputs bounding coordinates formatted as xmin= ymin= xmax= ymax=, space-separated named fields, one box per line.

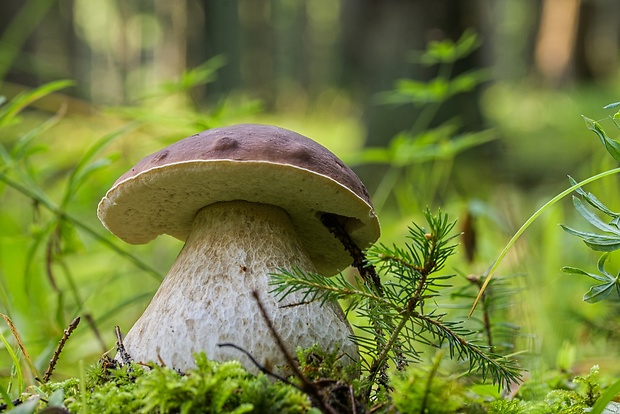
xmin=97 ymin=124 xmax=380 ymax=373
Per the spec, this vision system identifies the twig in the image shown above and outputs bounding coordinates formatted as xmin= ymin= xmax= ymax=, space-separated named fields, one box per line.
xmin=115 ymin=326 xmax=132 ymax=365
xmin=320 ymin=214 xmax=383 ymax=295
xmin=251 ymin=290 xmax=338 ymax=414
xmin=42 ymin=316 xmax=80 ymax=382
xmin=217 ymin=343 xmax=292 ymax=385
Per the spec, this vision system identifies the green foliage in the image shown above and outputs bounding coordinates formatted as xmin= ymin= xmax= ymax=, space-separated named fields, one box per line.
xmin=0 ymin=56 xmax=259 ymax=392
xmin=295 ymin=345 xmax=359 ymax=384
xmin=353 ymin=29 xmax=496 ymax=213
xmin=2 ymin=30 xmax=620 ymax=413
xmin=487 ymin=399 xmax=553 ymax=414
xmin=582 ymin=116 xmax=620 ymax=163
xmin=41 ymin=354 xmax=311 ymax=414
xmin=390 ymin=354 xmax=465 ymax=414
xmin=271 ymin=209 xmax=521 ymax=397
xmin=560 ymin=104 xmax=620 ymax=303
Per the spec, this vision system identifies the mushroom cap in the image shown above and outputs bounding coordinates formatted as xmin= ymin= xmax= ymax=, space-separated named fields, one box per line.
xmin=97 ymin=123 xmax=380 ymax=276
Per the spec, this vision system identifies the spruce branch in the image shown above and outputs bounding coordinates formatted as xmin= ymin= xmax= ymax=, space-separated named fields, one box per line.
xmin=321 ymin=212 xmax=404 ymax=387
xmin=271 ymin=208 xmax=521 ymax=401
xmin=270 ymin=269 xmax=382 ymax=311
xmin=411 ymin=311 xmax=521 ymax=388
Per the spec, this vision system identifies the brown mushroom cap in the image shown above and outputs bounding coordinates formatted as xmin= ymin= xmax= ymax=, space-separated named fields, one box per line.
xmin=97 ymin=124 xmax=380 ymax=276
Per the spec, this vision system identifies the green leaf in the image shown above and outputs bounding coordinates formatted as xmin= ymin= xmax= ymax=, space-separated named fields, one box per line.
xmin=572 ymin=196 xmax=620 ymax=235
xmin=568 ymin=176 xmax=620 ymax=218
xmin=10 ymin=110 xmax=63 ymax=161
xmin=603 ymin=102 xmax=620 ymax=109
xmin=448 ymin=68 xmax=492 ymax=95
xmin=5 ymin=397 xmax=39 ymax=414
xmin=560 ymin=225 xmax=620 ymax=251
xmin=47 ymin=389 xmax=65 ymax=407
xmin=583 ymin=282 xmax=615 ymax=303
xmin=584 ymin=238 xmax=620 ymax=252
xmin=561 ymin=266 xmax=611 ymax=283
xmin=582 ymin=115 xmax=620 ymax=162
xmin=0 ymin=80 xmax=74 ymax=127
xmin=596 ymin=252 xmax=615 ymax=278
xmin=60 ymin=123 xmax=137 ymax=209
xmin=158 ymin=55 xmax=227 ymax=94
xmin=591 ymin=377 xmax=620 ymax=414
xmin=417 ymin=30 xmax=480 ymax=66
xmin=382 ymin=78 xmax=449 ymax=105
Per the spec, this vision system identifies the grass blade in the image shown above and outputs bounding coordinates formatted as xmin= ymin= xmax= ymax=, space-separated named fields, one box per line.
xmin=0 ymin=314 xmax=39 ymax=382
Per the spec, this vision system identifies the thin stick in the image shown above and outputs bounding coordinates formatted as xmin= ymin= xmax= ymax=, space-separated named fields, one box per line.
xmin=251 ymin=290 xmax=337 ymax=414
xmin=217 ymin=342 xmax=292 ymax=384
xmin=42 ymin=316 xmax=80 ymax=382
xmin=115 ymin=326 xmax=132 ymax=365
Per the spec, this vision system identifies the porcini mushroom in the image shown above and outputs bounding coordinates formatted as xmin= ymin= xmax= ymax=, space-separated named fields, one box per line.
xmin=98 ymin=124 xmax=380 ymax=373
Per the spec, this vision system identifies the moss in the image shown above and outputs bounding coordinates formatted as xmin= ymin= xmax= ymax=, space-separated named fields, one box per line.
xmin=44 ymin=353 xmax=311 ymax=414
xmin=390 ymin=364 xmax=466 ymax=414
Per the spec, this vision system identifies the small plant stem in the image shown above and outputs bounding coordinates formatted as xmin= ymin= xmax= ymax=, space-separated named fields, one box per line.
xmin=468 ymin=275 xmax=494 ymax=351
xmin=372 ymin=167 xmax=401 ymax=214
xmin=78 ymin=359 xmax=88 ymax=414
xmin=420 ymin=352 xmax=443 ymax=414
xmin=217 ymin=342 xmax=291 ymax=384
xmin=0 ymin=313 xmax=40 ymax=382
xmin=43 ymin=316 xmax=80 ymax=382
xmin=482 ymin=298 xmax=493 ymax=352
xmin=84 ymin=313 xmax=108 ymax=353
xmin=469 ymin=167 xmax=620 ymax=317
xmin=0 ymin=171 xmax=164 ymax=281
xmin=366 ymin=301 xmax=414 ymax=385
xmin=411 ymin=311 xmax=519 ymax=387
xmin=366 ymin=235 xmax=435 ymax=388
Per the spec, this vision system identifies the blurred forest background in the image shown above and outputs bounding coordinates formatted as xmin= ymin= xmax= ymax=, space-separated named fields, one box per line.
xmin=2 ymin=0 xmax=620 ymax=385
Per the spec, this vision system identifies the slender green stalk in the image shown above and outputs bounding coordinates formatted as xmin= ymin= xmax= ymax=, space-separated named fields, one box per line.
xmin=0 ymin=332 xmax=22 ymax=396
xmin=0 ymin=171 xmax=163 ymax=281
xmin=469 ymin=167 xmax=620 ymax=317
xmin=590 ymin=377 xmax=620 ymax=414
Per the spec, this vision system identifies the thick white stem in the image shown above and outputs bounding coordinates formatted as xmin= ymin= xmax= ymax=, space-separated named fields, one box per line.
xmin=121 ymin=200 xmax=358 ymax=372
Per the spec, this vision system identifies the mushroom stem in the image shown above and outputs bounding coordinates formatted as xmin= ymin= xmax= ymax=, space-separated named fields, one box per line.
xmin=120 ymin=200 xmax=358 ymax=372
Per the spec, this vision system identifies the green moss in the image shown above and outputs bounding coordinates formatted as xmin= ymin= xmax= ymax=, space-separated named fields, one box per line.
xmin=487 ymin=399 xmax=553 ymax=414
xmin=44 ymin=353 xmax=311 ymax=414
xmin=390 ymin=364 xmax=465 ymax=414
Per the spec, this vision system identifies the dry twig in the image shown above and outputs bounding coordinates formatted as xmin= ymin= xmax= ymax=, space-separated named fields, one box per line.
xmin=115 ymin=326 xmax=133 ymax=365
xmin=42 ymin=316 xmax=81 ymax=382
